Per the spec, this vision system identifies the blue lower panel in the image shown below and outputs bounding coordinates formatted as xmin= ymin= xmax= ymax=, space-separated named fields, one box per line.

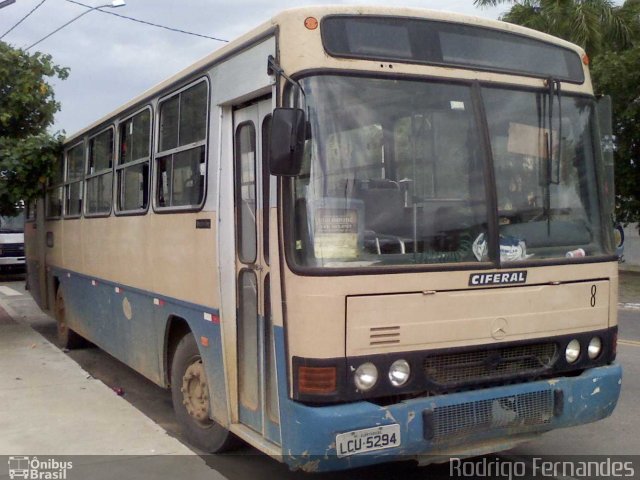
xmin=54 ymin=268 xmax=228 ymax=426
xmin=277 ymin=334 xmax=621 ymax=473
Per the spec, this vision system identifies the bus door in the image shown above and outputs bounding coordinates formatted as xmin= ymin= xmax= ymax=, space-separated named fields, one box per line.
xmin=232 ymin=99 xmax=273 ymax=437
xmin=25 ymin=202 xmax=47 ymax=309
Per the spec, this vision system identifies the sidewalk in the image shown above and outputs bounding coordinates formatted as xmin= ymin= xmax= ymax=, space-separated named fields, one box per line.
xmin=0 ymin=299 xmax=223 ymax=479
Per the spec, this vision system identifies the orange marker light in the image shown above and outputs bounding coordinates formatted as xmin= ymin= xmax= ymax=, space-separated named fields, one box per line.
xmin=582 ymin=53 xmax=590 ymax=65
xmin=200 ymin=336 xmax=209 ymax=347
xmin=298 ymin=366 xmax=337 ymax=394
xmin=304 ymin=17 xmax=318 ymax=30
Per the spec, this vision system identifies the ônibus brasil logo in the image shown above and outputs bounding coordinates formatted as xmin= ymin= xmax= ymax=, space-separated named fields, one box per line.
xmin=8 ymin=456 xmax=73 ymax=480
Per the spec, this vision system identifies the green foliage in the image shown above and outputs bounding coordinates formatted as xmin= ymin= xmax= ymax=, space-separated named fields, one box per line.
xmin=474 ymin=0 xmax=639 ymax=56
xmin=0 ymin=41 xmax=68 ymax=215
xmin=591 ymin=47 xmax=640 ymax=227
xmin=0 ymin=133 xmax=64 ymax=216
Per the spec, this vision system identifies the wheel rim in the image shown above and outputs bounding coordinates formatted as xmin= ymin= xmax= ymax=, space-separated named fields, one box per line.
xmin=181 ymin=359 xmax=211 ymax=425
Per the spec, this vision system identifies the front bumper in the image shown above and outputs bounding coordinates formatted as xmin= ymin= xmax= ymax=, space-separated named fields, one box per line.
xmin=281 ymin=364 xmax=622 ymax=472
xmin=0 ymin=257 xmax=25 ymax=272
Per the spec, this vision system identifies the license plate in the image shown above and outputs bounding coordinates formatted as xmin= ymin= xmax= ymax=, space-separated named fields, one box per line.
xmin=336 ymin=424 xmax=401 ymax=458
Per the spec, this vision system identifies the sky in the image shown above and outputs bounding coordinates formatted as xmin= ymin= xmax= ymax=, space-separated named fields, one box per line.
xmin=0 ymin=0 xmax=506 ymax=136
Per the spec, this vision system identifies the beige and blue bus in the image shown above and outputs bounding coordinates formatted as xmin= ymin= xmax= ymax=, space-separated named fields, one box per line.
xmin=25 ymin=6 xmax=621 ymax=471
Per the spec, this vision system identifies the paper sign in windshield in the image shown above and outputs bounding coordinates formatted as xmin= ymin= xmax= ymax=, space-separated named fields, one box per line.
xmin=314 ymin=208 xmax=359 ymax=259
xmin=507 ymin=122 xmax=558 ymax=158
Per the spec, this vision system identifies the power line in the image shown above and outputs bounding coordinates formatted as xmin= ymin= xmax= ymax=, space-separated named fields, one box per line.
xmin=0 ymin=0 xmax=17 ymax=10
xmin=1 ymin=0 xmax=48 ymax=40
xmin=65 ymin=0 xmax=228 ymax=43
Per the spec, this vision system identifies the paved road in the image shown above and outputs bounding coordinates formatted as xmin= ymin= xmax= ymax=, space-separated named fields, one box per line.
xmin=1 ymin=273 xmax=639 ymax=479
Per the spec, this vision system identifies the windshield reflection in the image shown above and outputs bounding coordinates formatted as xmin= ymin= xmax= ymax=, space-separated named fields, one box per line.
xmin=483 ymin=87 xmax=611 ymax=261
xmin=288 ymin=75 xmax=612 ymax=269
xmin=0 ymin=211 xmax=25 ymax=233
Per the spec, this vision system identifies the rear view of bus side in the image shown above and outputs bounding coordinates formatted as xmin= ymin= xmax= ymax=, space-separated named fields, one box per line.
xmin=25 ymin=7 xmax=621 ymax=472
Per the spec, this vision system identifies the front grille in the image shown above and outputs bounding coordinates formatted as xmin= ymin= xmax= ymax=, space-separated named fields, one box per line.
xmin=424 ymin=343 xmax=557 ymax=387
xmin=426 ymin=389 xmax=555 ymax=442
xmin=0 ymin=243 xmax=24 ymax=257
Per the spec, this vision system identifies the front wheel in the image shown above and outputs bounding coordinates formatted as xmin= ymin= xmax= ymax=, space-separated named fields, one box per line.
xmin=171 ymin=333 xmax=239 ymax=452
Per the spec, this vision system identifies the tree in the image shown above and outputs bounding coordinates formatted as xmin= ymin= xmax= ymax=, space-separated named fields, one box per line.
xmin=473 ymin=0 xmax=639 ymax=56
xmin=591 ymin=47 xmax=640 ymax=226
xmin=0 ymin=41 xmax=68 ymax=216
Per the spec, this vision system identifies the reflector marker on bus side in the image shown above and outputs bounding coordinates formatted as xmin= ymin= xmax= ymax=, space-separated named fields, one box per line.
xmin=91 ymin=280 xmax=97 ymax=286
xmin=153 ymin=298 xmax=165 ymax=307
xmin=204 ymin=312 xmax=220 ymax=324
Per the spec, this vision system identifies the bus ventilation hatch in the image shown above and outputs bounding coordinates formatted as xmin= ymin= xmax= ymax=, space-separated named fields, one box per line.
xmin=423 ymin=389 xmax=555 ymax=443
xmin=369 ymin=326 xmax=401 ymax=346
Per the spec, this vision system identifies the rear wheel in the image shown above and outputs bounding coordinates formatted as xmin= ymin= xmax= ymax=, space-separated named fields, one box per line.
xmin=171 ymin=333 xmax=239 ymax=452
xmin=54 ymin=287 xmax=85 ymax=349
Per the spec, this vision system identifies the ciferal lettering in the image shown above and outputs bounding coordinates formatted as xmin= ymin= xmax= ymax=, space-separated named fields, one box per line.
xmin=469 ymin=271 xmax=527 ymax=286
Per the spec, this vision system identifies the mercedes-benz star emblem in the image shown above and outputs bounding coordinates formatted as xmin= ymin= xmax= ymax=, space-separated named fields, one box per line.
xmin=491 ymin=317 xmax=508 ymax=340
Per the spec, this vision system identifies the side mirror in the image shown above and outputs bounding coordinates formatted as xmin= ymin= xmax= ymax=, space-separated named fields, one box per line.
xmin=269 ymin=107 xmax=306 ymax=176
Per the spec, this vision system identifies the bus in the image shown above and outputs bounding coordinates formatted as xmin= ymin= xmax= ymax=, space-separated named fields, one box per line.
xmin=25 ymin=6 xmax=622 ymax=472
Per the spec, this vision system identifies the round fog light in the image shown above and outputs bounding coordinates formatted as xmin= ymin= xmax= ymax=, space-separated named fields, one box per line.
xmin=588 ymin=337 xmax=602 ymax=359
xmin=389 ymin=359 xmax=411 ymax=387
xmin=354 ymin=362 xmax=378 ymax=391
xmin=565 ymin=339 xmax=581 ymax=363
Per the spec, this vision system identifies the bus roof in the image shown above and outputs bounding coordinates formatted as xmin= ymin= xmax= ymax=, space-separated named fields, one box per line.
xmin=64 ymin=5 xmax=586 ymax=142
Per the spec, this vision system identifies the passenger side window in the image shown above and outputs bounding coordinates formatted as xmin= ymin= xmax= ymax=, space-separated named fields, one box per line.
xmin=86 ymin=128 xmax=114 ymax=216
xmin=156 ymin=80 xmax=208 ymax=209
xmin=117 ymin=109 xmax=151 ymax=213
xmin=46 ymin=157 xmax=64 ymax=219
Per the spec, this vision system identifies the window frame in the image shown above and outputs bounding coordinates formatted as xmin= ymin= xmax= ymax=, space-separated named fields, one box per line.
xmin=261 ymin=115 xmax=272 ymax=266
xmin=115 ymin=105 xmax=153 ymax=216
xmin=63 ymin=140 xmax=86 ymax=219
xmin=84 ymin=126 xmax=115 ymax=218
xmin=153 ymin=77 xmax=210 ymax=213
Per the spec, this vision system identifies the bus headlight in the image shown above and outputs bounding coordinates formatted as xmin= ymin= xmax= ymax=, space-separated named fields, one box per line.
xmin=565 ymin=339 xmax=581 ymax=363
xmin=354 ymin=362 xmax=378 ymax=391
xmin=389 ymin=359 xmax=410 ymax=387
xmin=588 ymin=337 xmax=602 ymax=359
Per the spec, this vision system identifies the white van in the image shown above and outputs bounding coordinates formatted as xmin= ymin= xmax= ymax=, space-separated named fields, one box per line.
xmin=0 ymin=211 xmax=25 ymax=273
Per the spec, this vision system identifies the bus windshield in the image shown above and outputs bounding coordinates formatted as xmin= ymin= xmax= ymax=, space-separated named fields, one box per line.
xmin=0 ymin=211 xmax=25 ymax=233
xmin=289 ymin=75 xmax=611 ymax=269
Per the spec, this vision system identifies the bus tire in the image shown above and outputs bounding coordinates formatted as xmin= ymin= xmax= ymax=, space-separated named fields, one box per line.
xmin=171 ymin=333 xmax=239 ymax=453
xmin=54 ymin=287 xmax=85 ymax=349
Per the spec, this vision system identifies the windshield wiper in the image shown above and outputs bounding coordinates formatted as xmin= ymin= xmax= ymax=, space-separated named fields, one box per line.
xmin=547 ymin=78 xmax=562 ymax=185
xmin=543 ymin=78 xmax=563 ymax=235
